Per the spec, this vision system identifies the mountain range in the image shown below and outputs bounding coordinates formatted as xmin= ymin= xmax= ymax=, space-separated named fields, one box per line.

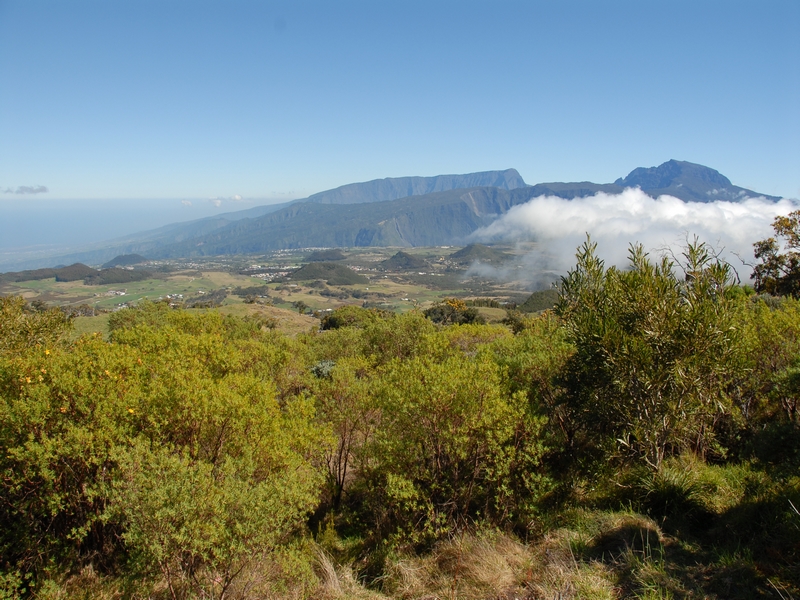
xmin=4 ymin=160 xmax=782 ymax=270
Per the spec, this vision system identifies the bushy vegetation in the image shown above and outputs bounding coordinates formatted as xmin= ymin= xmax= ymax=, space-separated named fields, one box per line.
xmin=378 ymin=251 xmax=429 ymax=271
xmin=2 ymin=232 xmax=800 ymax=598
xmin=291 ymin=262 xmax=368 ymax=286
xmin=0 ymin=263 xmax=98 ymax=283
xmin=83 ymin=267 xmax=153 ymax=285
xmin=448 ymin=244 xmax=511 ymax=266
xmin=423 ymin=298 xmax=485 ymax=325
xmin=101 ymin=254 xmax=148 ymax=268
xmin=518 ymin=288 xmax=559 ymax=312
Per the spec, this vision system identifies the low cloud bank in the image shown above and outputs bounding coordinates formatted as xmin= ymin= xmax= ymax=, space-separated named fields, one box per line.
xmin=3 ymin=185 xmax=48 ymax=195
xmin=470 ymin=188 xmax=798 ymax=286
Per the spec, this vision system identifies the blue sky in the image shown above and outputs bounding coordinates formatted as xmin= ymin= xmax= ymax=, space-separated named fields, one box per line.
xmin=1 ymin=0 xmax=798 ymax=211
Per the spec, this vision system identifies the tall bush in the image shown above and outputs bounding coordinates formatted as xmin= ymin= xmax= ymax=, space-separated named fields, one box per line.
xmin=362 ymin=352 xmax=548 ymax=544
xmin=555 ymin=238 xmax=739 ymax=468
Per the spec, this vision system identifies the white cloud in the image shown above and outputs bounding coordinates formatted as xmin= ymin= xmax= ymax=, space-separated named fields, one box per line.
xmin=209 ymin=197 xmax=223 ymax=207
xmin=181 ymin=200 xmax=192 ymax=207
xmin=471 ymin=188 xmax=798 ymax=283
xmin=3 ymin=185 xmax=48 ymax=194
xmin=231 ymin=194 xmax=243 ymax=202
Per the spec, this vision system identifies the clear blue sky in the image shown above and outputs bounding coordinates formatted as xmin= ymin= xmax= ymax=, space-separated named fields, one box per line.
xmin=1 ymin=0 xmax=798 ymax=204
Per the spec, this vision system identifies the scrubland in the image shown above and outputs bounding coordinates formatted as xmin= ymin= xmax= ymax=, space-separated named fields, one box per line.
xmin=2 ymin=240 xmax=799 ymax=599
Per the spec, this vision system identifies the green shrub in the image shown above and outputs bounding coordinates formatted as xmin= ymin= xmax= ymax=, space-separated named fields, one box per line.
xmin=556 ymin=239 xmax=740 ymax=469
xmin=0 ymin=306 xmax=325 ymax=595
xmin=0 ymin=296 xmax=73 ymax=355
xmin=424 ymin=298 xmax=485 ymax=326
xmin=361 ymin=352 xmax=549 ymax=544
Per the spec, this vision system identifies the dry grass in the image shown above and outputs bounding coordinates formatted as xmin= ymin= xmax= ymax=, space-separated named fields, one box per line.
xmin=219 ymin=302 xmax=319 ymax=336
xmin=525 ymin=528 xmax=617 ymax=600
xmin=26 ymin=515 xmax=701 ymax=599
xmin=314 ymin=523 xmax=632 ymax=600
xmin=312 ymin=548 xmax=389 ymax=600
xmin=380 ymin=532 xmax=535 ymax=600
xmin=33 ymin=564 xmax=128 ymax=599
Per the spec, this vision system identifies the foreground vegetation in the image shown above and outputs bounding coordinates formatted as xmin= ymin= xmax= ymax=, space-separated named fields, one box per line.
xmin=2 ymin=237 xmax=800 ymax=599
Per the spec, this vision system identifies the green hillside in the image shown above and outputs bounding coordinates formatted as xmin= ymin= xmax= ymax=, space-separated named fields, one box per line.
xmin=518 ymin=288 xmax=559 ymax=312
xmin=0 ymin=263 xmax=98 ymax=283
xmin=101 ymin=254 xmax=148 ymax=268
xmin=379 ymin=251 xmax=429 ymax=271
xmin=84 ymin=268 xmax=153 ymax=285
xmin=449 ymin=244 xmax=512 ymax=265
xmin=142 ymin=186 xmax=537 ymax=258
xmin=4 ymin=231 xmax=800 ymax=598
xmin=289 ymin=262 xmax=368 ymax=285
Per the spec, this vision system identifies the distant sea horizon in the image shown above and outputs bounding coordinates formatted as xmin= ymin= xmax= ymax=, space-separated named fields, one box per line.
xmin=0 ymin=197 xmax=290 ymax=256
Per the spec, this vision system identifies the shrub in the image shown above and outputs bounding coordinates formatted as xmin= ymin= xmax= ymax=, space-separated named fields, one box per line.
xmin=424 ymin=298 xmax=485 ymax=325
xmin=556 ymin=239 xmax=740 ymax=469
xmin=0 ymin=296 xmax=73 ymax=355
xmin=361 ymin=353 xmax=549 ymax=543
xmin=0 ymin=307 xmax=325 ymax=595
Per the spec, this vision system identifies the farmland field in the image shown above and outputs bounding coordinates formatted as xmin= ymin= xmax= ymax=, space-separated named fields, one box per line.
xmin=0 ymin=245 xmax=549 ymax=335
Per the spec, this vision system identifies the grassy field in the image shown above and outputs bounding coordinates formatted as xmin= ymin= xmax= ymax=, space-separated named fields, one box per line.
xmin=70 ymin=314 xmax=111 ymax=339
xmin=0 ymin=272 xmax=230 ymax=310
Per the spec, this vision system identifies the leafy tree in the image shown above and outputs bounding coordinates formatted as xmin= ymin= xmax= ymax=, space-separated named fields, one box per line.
xmin=488 ymin=312 xmax=574 ymax=448
xmin=308 ymin=357 xmax=377 ymax=508
xmin=556 ymin=238 xmax=739 ymax=469
xmin=423 ymin=298 xmax=485 ymax=326
xmin=0 ymin=335 xmax=140 ymax=580
xmin=318 ymin=305 xmax=389 ymax=330
xmin=362 ymin=311 xmax=436 ymax=366
xmin=113 ymin=429 xmax=321 ymax=599
xmin=734 ymin=296 xmax=800 ymax=426
xmin=752 ymin=210 xmax=800 ymax=297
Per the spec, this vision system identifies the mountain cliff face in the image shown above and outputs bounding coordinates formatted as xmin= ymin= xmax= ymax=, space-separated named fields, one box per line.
xmin=614 ymin=159 xmax=777 ymax=202
xmin=146 ymin=186 xmax=537 ymax=257
xmin=303 ymin=169 xmax=528 ymax=205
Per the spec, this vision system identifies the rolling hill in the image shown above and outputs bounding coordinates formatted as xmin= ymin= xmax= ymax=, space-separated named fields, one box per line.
xmin=380 ymin=251 xmax=430 ymax=271
xmin=449 ymin=244 xmax=512 ymax=266
xmin=289 ymin=262 xmax=368 ymax=286
xmin=101 ymin=254 xmax=148 ymax=268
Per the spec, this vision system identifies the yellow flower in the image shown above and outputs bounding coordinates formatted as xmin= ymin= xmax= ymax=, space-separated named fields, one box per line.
xmin=104 ymin=370 xmax=111 ymax=376
xmin=25 ymin=377 xmax=31 ymax=384
xmin=60 ymin=407 xmax=67 ymax=413
xmin=128 ymin=408 xmax=135 ymax=414
xmin=45 ymin=349 xmax=50 ymax=355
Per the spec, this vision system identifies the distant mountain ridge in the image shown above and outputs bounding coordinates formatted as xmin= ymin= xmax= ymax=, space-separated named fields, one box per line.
xmin=1 ymin=161 xmax=782 ymax=270
xmin=613 ymin=159 xmax=773 ymax=203
xmin=302 ymin=169 xmax=527 ymax=205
